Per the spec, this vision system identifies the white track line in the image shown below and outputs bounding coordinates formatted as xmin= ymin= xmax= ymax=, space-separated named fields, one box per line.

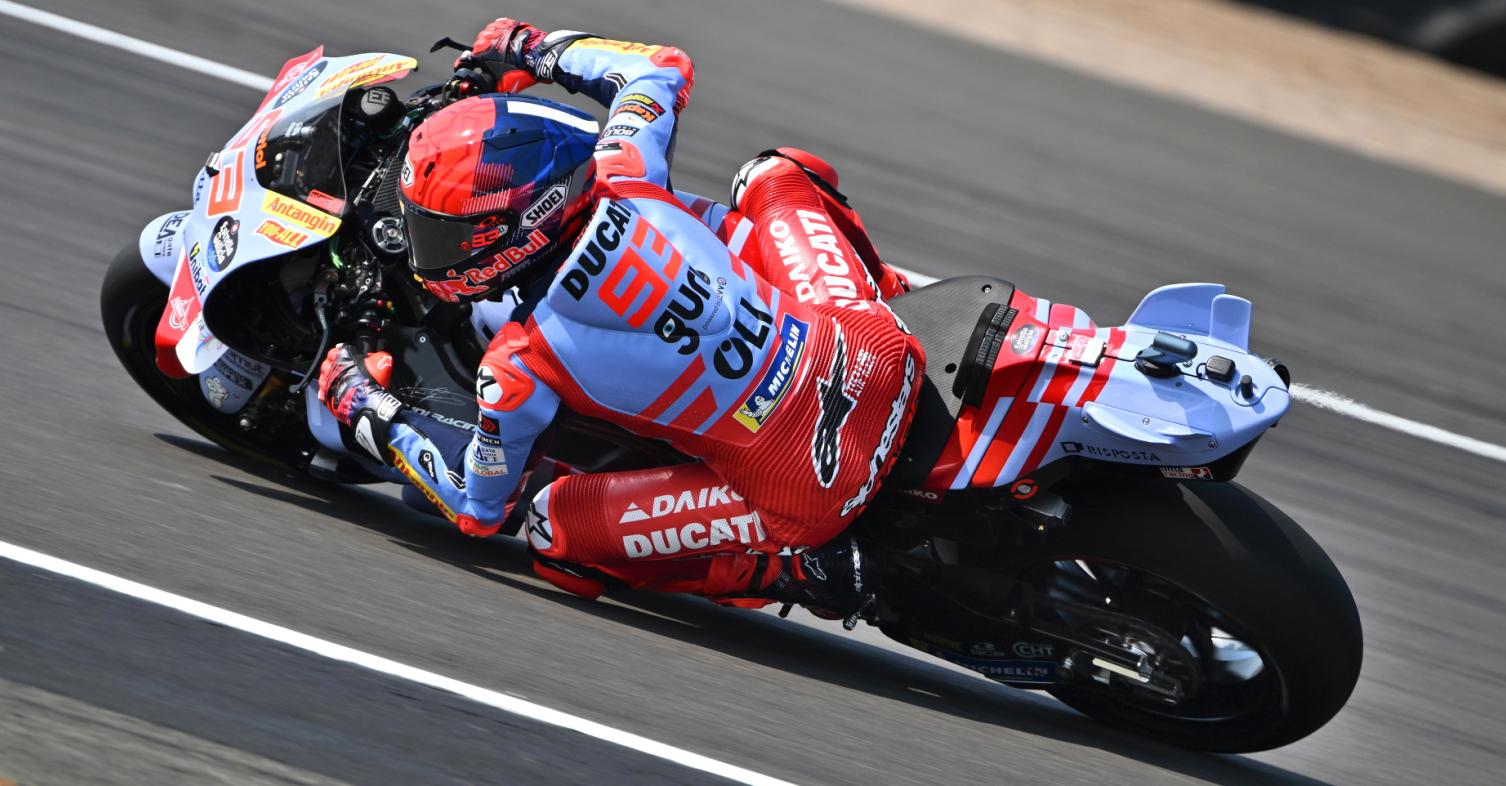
xmin=1289 ymin=384 xmax=1506 ymax=463
xmin=0 ymin=0 xmax=271 ymax=90
xmin=3 ymin=2 xmax=1502 ymax=469
xmin=0 ymin=539 xmax=799 ymax=786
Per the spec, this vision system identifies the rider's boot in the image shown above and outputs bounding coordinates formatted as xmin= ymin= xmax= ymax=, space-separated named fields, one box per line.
xmin=759 ymin=536 xmax=874 ymax=620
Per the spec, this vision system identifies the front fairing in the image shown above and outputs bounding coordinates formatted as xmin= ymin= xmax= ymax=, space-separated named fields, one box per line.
xmin=158 ymin=50 xmax=416 ymax=374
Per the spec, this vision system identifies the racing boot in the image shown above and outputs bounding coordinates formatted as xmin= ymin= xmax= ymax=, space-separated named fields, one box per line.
xmin=762 ymin=537 xmax=875 ymax=625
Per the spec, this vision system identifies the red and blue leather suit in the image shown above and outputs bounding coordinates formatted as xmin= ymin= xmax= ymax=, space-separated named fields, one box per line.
xmin=355 ymin=33 xmax=923 ymax=600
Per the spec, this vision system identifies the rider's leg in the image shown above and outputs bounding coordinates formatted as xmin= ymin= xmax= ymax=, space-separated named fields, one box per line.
xmin=523 ymin=463 xmax=867 ymax=611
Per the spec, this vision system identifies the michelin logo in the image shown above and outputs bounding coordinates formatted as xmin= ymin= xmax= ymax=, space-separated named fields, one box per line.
xmin=733 ymin=313 xmax=808 ymax=433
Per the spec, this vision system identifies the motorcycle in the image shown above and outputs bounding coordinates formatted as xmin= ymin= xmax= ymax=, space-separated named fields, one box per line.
xmin=101 ymin=43 xmax=1362 ymax=753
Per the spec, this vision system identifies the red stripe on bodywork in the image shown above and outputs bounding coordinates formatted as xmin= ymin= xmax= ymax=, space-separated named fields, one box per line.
xmin=1019 ymin=405 xmax=1069 ymax=476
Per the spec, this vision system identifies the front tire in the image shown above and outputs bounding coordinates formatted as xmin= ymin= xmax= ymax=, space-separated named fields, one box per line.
xmin=99 ymin=241 xmax=314 ymax=471
xmin=1040 ymin=479 xmax=1362 ymax=752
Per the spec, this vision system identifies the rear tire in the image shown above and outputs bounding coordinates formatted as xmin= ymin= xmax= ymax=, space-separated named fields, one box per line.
xmin=1042 ymin=479 xmax=1362 ymax=752
xmin=99 ymin=241 xmax=314 ymax=471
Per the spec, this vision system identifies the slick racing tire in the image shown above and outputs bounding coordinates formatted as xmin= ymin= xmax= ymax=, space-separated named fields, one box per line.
xmin=1040 ymin=478 xmax=1363 ymax=753
xmin=100 ymin=241 xmax=316 ymax=472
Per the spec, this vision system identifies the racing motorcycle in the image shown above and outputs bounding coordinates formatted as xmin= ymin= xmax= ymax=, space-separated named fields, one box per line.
xmin=101 ymin=44 xmax=1362 ymax=753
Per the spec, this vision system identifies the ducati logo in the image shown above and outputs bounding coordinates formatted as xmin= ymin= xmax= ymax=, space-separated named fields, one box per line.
xmin=168 ymin=296 xmax=192 ymax=331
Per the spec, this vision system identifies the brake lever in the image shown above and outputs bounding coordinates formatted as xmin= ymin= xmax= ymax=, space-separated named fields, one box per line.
xmin=430 ymin=36 xmax=470 ymax=54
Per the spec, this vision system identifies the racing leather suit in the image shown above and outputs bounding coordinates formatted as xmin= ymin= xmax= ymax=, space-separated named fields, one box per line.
xmin=379 ymin=34 xmax=924 ymax=599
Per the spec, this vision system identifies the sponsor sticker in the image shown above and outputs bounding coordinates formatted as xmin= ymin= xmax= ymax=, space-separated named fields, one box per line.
xmin=618 ymin=485 xmax=744 ymax=524
xmin=1011 ymin=323 xmax=1040 ymax=355
xmin=840 ymin=352 xmax=916 ymax=516
xmin=623 ymin=513 xmax=766 ymax=558
xmin=315 ymin=56 xmax=417 ymax=97
xmin=255 ymin=219 xmax=310 ymax=248
xmin=1066 ymin=333 xmax=1104 ymax=366
xmin=573 ymin=39 xmax=663 ymax=57
xmin=1160 ymin=466 xmax=1214 ymax=480
xmin=153 ymin=211 xmax=190 ymax=259
xmin=520 ymin=182 xmax=568 ymax=229
xmin=167 ymin=296 xmax=193 ymax=331
xmin=206 ymin=216 xmax=239 ymax=273
xmin=271 ymin=60 xmax=326 ymax=108
xmin=391 ymin=448 xmax=457 ymax=520
xmin=261 ymin=191 xmax=341 ymax=237
xmin=1060 ymin=441 xmax=1163 ymax=463
xmin=913 ymin=642 xmax=1059 ymax=683
xmin=734 ymin=314 xmax=808 ymax=433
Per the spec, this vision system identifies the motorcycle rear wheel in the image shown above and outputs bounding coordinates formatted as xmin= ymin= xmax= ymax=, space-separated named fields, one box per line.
xmin=1039 ymin=478 xmax=1362 ymax=752
xmin=99 ymin=241 xmax=315 ymax=472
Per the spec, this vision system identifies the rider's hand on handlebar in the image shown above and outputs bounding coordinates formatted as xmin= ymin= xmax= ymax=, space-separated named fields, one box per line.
xmin=458 ymin=17 xmax=547 ymax=72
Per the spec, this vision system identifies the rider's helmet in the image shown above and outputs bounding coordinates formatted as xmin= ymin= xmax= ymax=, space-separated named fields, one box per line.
xmin=399 ymin=94 xmax=597 ymax=302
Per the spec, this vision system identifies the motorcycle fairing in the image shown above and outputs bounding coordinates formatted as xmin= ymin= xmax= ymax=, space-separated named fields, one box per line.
xmin=198 ymin=350 xmax=273 ymax=414
xmin=137 ymin=210 xmax=192 ymax=286
xmin=926 ymin=283 xmax=1289 ymax=490
xmin=150 ymin=50 xmax=417 ymax=377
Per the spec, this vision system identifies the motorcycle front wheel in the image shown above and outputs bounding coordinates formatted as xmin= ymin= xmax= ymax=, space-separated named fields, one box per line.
xmin=99 ymin=241 xmax=316 ymax=472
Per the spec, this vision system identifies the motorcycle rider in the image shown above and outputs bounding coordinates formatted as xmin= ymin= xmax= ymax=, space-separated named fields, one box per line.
xmin=318 ymin=18 xmax=923 ymax=613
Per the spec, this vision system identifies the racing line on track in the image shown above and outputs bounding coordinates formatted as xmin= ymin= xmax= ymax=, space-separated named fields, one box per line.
xmin=0 ymin=539 xmax=799 ymax=786
xmin=2 ymin=0 xmax=1498 ymax=468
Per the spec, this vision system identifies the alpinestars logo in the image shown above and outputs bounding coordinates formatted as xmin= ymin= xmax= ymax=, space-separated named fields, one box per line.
xmin=476 ymin=366 xmax=502 ymax=407
xmin=840 ymin=352 xmax=916 ymax=516
xmin=811 ymin=327 xmax=857 ymax=488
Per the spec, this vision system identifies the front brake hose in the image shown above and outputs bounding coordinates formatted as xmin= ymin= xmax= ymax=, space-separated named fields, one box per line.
xmin=288 ymin=249 xmax=340 ymax=395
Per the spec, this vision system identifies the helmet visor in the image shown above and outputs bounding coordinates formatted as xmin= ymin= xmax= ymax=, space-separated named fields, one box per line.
xmin=402 ymin=201 xmax=519 ymax=274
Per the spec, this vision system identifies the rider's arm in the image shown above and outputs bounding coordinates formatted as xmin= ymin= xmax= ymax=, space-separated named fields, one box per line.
xmin=386 ymin=324 xmax=559 ymax=535
xmin=470 ymin=19 xmax=694 ymax=189
xmin=549 ymin=38 xmax=693 ymax=189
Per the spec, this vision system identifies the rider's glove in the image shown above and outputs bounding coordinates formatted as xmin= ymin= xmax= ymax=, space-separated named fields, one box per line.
xmin=317 ymin=344 xmax=404 ymax=464
xmin=462 ymin=17 xmax=594 ymax=85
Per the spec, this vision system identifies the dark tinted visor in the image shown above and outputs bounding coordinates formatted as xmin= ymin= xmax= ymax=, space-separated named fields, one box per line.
xmin=402 ymin=201 xmax=518 ymax=273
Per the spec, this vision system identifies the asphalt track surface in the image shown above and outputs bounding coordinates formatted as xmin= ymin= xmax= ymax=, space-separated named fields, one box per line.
xmin=1 ymin=1 xmax=1504 ymax=783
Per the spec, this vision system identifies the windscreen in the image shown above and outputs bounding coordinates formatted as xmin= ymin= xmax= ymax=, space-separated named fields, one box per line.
xmin=252 ymin=91 xmax=348 ymax=215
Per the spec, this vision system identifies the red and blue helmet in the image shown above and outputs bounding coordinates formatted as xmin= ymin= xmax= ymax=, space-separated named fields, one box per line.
xmin=399 ymin=94 xmax=597 ymax=302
